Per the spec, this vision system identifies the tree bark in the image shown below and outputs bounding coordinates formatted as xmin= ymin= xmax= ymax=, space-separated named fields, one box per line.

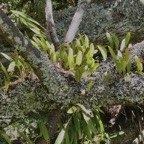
xmin=0 ymin=9 xmax=68 ymax=101
xmin=54 ymin=0 xmax=144 ymax=44
xmin=45 ymin=0 xmax=60 ymax=50
xmin=64 ymin=0 xmax=92 ymax=43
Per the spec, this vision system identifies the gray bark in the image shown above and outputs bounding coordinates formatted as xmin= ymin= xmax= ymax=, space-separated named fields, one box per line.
xmin=54 ymin=0 xmax=144 ymax=44
xmin=64 ymin=0 xmax=92 ymax=43
xmin=45 ymin=0 xmax=60 ymax=50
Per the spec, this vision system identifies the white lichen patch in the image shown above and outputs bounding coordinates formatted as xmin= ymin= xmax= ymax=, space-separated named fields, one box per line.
xmin=24 ymin=39 xmax=28 ymax=45
xmin=0 ymin=18 xmax=3 ymax=25
xmin=14 ymin=37 xmax=22 ymax=45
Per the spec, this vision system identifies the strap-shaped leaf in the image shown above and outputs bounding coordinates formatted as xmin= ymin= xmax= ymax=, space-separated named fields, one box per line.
xmin=76 ymin=51 xmax=83 ymax=66
xmin=97 ymin=45 xmax=107 ymax=61
xmin=39 ymin=121 xmax=50 ymax=144
xmin=112 ymin=34 xmax=119 ymax=50
xmin=68 ymin=47 xmax=74 ymax=70
xmin=106 ymin=32 xmax=114 ymax=49
xmin=125 ymin=32 xmax=131 ymax=47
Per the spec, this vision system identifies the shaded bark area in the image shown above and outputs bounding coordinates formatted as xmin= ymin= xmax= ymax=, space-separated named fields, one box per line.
xmin=35 ymin=109 xmax=63 ymax=144
xmin=54 ymin=0 xmax=144 ymax=44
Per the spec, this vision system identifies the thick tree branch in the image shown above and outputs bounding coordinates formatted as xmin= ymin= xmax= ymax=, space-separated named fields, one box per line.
xmin=45 ymin=0 xmax=60 ymax=50
xmin=64 ymin=0 xmax=91 ymax=43
xmin=1 ymin=8 xmax=144 ymax=111
xmin=0 ymin=9 xmax=68 ymax=100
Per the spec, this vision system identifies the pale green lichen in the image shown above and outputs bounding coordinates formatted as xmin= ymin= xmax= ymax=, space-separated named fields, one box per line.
xmin=3 ymin=24 xmax=9 ymax=32
xmin=14 ymin=37 xmax=22 ymax=45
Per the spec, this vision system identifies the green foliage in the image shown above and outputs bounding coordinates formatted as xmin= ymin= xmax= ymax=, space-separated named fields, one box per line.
xmin=60 ymin=35 xmax=99 ymax=82
xmin=106 ymin=32 xmax=132 ymax=74
xmin=97 ymin=45 xmax=107 ymax=61
xmin=0 ymin=117 xmax=48 ymax=144
xmin=134 ymin=56 xmax=144 ymax=75
xmin=55 ymin=104 xmax=108 ymax=144
xmin=38 ymin=121 xmax=50 ymax=144
xmin=11 ymin=11 xmax=99 ymax=82
xmin=106 ymin=32 xmax=131 ymax=51
xmin=32 ymin=34 xmax=99 ymax=82
xmin=0 ymin=51 xmax=32 ymax=89
xmin=11 ymin=10 xmax=46 ymax=36
xmin=109 ymin=47 xmax=132 ymax=74
xmin=0 ymin=9 xmax=141 ymax=144
xmin=0 ymin=130 xmax=11 ymax=144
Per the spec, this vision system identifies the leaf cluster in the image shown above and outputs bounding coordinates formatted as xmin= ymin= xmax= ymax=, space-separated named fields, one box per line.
xmin=55 ymin=104 xmax=108 ymax=144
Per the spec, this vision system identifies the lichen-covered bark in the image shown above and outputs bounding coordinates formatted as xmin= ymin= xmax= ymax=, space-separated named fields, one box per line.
xmin=1 ymin=6 xmax=144 ymax=114
xmin=54 ymin=0 xmax=144 ymax=44
xmin=0 ymin=9 xmax=69 ymax=102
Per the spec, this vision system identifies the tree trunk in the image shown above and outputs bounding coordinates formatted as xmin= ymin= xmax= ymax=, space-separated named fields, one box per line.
xmin=54 ymin=0 xmax=144 ymax=44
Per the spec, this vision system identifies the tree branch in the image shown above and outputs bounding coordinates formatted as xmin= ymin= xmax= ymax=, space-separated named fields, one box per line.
xmin=0 ymin=9 xmax=68 ymax=100
xmin=64 ymin=0 xmax=91 ymax=43
xmin=45 ymin=0 xmax=60 ymax=50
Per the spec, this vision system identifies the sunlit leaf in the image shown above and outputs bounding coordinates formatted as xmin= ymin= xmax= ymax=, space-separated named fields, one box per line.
xmin=67 ymin=106 xmax=77 ymax=114
xmin=0 ymin=53 xmax=13 ymax=61
xmin=125 ymin=32 xmax=131 ymax=47
xmin=135 ymin=56 xmax=143 ymax=72
xmin=11 ymin=10 xmax=44 ymax=28
xmin=68 ymin=48 xmax=74 ymax=70
xmin=88 ymin=81 xmax=94 ymax=91
xmin=108 ymin=46 xmax=117 ymax=64
xmin=97 ymin=45 xmax=107 ymax=61
xmin=84 ymin=35 xmax=89 ymax=48
xmin=112 ymin=34 xmax=119 ymax=50
xmin=76 ymin=51 xmax=83 ymax=66
xmin=7 ymin=62 xmax=15 ymax=73
xmin=75 ymin=68 xmax=84 ymax=82
xmin=106 ymin=32 xmax=114 ymax=49
xmin=76 ymin=103 xmax=93 ymax=117
xmin=120 ymin=39 xmax=125 ymax=52
xmin=55 ymin=118 xmax=71 ymax=144
xmin=117 ymin=50 xmax=123 ymax=59
xmin=0 ymin=63 xmax=10 ymax=81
